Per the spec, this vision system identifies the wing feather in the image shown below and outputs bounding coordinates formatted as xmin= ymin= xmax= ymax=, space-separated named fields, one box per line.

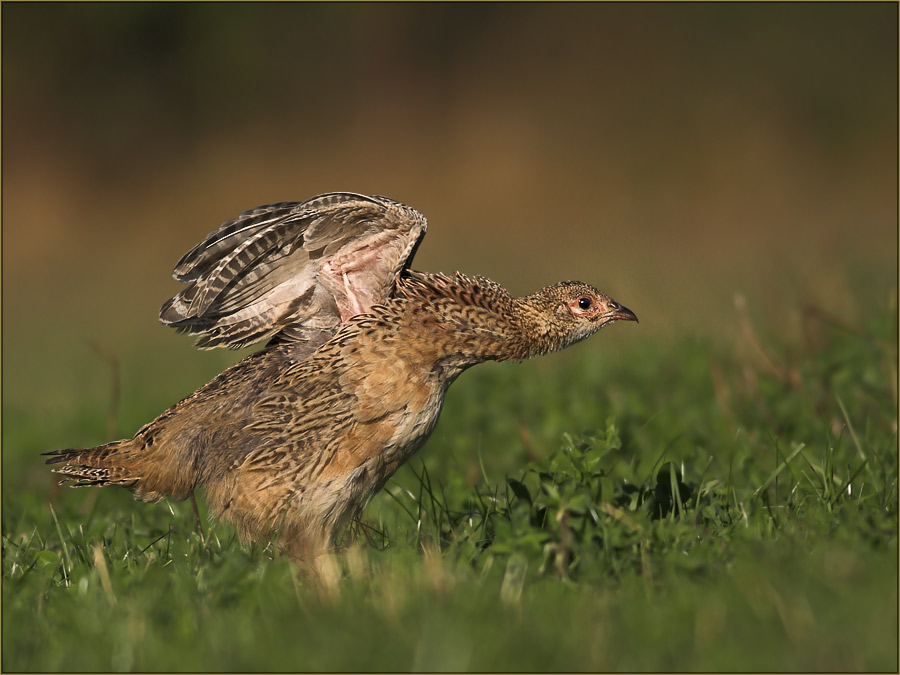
xmin=172 ymin=202 xmax=302 ymax=282
xmin=159 ymin=193 xmax=427 ymax=351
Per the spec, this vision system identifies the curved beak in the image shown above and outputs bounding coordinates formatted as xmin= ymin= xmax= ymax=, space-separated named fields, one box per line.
xmin=613 ymin=304 xmax=638 ymax=323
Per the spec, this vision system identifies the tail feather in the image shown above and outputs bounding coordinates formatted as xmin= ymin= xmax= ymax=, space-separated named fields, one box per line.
xmin=44 ymin=441 xmax=140 ymax=489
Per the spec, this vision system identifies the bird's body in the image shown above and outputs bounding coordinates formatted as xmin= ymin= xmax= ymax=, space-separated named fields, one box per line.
xmin=47 ymin=194 xmax=636 ymax=558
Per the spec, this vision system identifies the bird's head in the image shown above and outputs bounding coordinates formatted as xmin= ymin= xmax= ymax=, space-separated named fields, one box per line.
xmin=516 ymin=281 xmax=638 ymax=357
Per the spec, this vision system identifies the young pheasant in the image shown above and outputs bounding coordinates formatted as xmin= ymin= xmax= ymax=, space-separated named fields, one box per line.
xmin=46 ymin=194 xmax=637 ymax=559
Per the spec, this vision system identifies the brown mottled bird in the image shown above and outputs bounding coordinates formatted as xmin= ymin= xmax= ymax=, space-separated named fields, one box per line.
xmin=46 ymin=193 xmax=637 ymax=558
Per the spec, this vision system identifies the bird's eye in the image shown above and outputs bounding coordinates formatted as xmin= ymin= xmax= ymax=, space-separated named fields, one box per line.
xmin=577 ymin=297 xmax=593 ymax=310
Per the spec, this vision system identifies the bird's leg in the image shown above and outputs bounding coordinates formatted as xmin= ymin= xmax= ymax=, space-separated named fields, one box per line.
xmin=190 ymin=489 xmax=206 ymax=544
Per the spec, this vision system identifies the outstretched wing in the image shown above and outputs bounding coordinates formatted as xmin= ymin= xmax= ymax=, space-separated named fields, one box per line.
xmin=159 ymin=193 xmax=427 ymax=354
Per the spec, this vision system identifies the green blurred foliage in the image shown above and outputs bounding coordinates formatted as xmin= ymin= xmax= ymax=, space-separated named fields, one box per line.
xmin=4 ymin=3 xmax=895 ymax=173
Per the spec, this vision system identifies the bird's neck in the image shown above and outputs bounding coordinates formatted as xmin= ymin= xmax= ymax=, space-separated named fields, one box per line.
xmin=508 ymin=293 xmax=573 ymax=359
xmin=390 ymin=272 xmax=566 ymax=367
xmin=423 ymin=295 xmax=563 ymax=365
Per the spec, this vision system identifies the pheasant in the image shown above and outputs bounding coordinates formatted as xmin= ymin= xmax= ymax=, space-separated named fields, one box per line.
xmin=46 ymin=193 xmax=637 ymax=559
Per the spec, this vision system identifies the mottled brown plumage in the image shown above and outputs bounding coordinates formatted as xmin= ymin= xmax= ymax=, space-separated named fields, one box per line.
xmin=46 ymin=195 xmax=637 ymax=559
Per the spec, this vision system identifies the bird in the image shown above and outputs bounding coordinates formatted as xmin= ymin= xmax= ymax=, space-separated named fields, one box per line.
xmin=46 ymin=193 xmax=637 ymax=559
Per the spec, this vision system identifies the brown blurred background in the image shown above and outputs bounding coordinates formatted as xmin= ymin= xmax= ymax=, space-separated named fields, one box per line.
xmin=3 ymin=3 xmax=897 ymax=451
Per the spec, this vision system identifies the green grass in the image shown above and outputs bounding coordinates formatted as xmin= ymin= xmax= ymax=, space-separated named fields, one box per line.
xmin=3 ymin=295 xmax=897 ymax=672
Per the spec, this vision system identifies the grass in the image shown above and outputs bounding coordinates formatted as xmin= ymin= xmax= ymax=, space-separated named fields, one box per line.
xmin=2 ymin=291 xmax=897 ymax=672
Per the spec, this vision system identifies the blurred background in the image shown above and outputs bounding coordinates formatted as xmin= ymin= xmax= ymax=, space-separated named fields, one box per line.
xmin=3 ymin=3 xmax=896 ymax=473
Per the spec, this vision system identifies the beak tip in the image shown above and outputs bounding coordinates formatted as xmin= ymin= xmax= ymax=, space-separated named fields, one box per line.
xmin=616 ymin=305 xmax=638 ymax=323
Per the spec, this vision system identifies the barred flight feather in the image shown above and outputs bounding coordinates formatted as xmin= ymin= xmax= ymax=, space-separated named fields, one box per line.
xmin=160 ymin=193 xmax=426 ymax=351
